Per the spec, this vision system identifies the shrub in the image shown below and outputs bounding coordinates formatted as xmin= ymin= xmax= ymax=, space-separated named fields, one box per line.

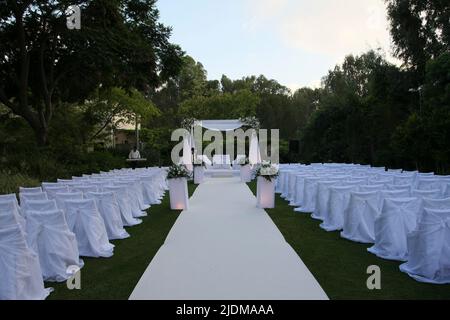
xmin=0 ymin=170 xmax=40 ymax=195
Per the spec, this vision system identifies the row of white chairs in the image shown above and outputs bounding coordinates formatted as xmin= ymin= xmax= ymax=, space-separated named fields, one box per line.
xmin=277 ymin=163 xmax=450 ymax=284
xmin=0 ymin=167 xmax=168 ymax=300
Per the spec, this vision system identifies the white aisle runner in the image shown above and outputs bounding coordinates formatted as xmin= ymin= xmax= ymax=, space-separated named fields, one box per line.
xmin=129 ymin=177 xmax=328 ymax=300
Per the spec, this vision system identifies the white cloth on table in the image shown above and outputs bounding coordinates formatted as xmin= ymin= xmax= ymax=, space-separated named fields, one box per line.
xmin=63 ymin=199 xmax=114 ymax=258
xmin=320 ymin=185 xmax=358 ymax=231
xmin=19 ymin=192 xmax=48 ymax=205
xmin=103 ymin=186 xmax=142 ymax=227
xmin=19 ymin=187 xmax=43 ymax=194
xmin=400 ymin=208 xmax=450 ymax=284
xmin=341 ymin=191 xmax=380 ymax=243
xmin=368 ymin=197 xmax=422 ymax=261
xmin=0 ymin=226 xmax=52 ymax=300
xmin=85 ymin=192 xmax=130 ymax=240
xmin=26 ymin=209 xmax=83 ymax=282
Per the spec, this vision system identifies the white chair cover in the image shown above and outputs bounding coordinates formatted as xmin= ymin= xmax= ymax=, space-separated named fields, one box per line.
xmin=54 ymin=192 xmax=83 ymax=211
xmin=45 ymin=186 xmax=69 ymax=200
xmin=102 ymin=186 xmax=142 ymax=227
xmin=421 ymin=197 xmax=450 ymax=211
xmin=359 ymin=184 xmax=385 ymax=192
xmin=19 ymin=192 xmax=48 ymax=205
xmin=412 ymin=189 xmax=441 ymax=199
xmin=341 ymin=191 xmax=380 ymax=243
xmin=312 ymin=181 xmax=339 ymax=221
xmin=120 ymin=179 xmax=149 ymax=210
xmin=114 ymin=182 xmax=146 ymax=218
xmin=378 ymin=189 xmax=411 ymax=208
xmin=400 ymin=208 xmax=450 ymax=284
xmin=394 ymin=175 xmax=415 ymax=185
xmin=19 ymin=187 xmax=43 ymax=194
xmin=0 ymin=227 xmax=52 ymax=300
xmin=0 ymin=199 xmax=26 ymax=232
xmin=85 ymin=192 xmax=130 ymax=240
xmin=417 ymin=178 xmax=442 ymax=191
xmin=64 ymin=199 xmax=114 ymax=258
xmin=70 ymin=185 xmax=98 ymax=194
xmin=368 ymin=197 xmax=422 ymax=261
xmin=139 ymin=177 xmax=160 ymax=205
xmin=443 ymin=184 xmax=450 ymax=198
xmin=21 ymin=199 xmax=58 ymax=217
xmin=321 ymin=185 xmax=358 ymax=231
xmin=295 ymin=177 xmax=322 ymax=213
xmin=26 ymin=209 xmax=83 ymax=282
xmin=386 ymin=184 xmax=411 ymax=193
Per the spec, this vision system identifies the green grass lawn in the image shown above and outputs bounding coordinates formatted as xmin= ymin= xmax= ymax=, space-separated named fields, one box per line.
xmin=47 ymin=182 xmax=198 ymax=300
xmin=247 ymin=181 xmax=450 ymax=300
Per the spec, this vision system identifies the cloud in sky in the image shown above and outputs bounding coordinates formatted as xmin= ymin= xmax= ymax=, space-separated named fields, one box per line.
xmin=245 ymin=0 xmax=397 ymax=62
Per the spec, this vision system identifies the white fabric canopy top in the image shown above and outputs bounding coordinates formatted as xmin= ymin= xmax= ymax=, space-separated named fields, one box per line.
xmin=194 ymin=120 xmax=243 ymax=132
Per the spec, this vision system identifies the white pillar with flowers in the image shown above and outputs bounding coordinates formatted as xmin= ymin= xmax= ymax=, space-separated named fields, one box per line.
xmin=256 ymin=162 xmax=279 ymax=209
xmin=167 ymin=164 xmax=191 ymax=210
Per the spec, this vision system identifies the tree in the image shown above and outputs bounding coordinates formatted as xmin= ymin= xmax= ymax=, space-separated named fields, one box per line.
xmin=0 ymin=0 xmax=182 ymax=145
xmin=385 ymin=0 xmax=450 ymax=79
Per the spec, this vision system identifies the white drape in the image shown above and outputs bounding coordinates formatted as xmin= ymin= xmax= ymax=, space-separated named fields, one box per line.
xmin=249 ymin=130 xmax=261 ymax=165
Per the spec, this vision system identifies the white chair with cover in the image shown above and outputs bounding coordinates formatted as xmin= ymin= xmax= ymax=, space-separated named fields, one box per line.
xmin=114 ymin=181 xmax=147 ymax=218
xmin=42 ymin=182 xmax=60 ymax=189
xmin=312 ymin=180 xmax=340 ymax=221
xmin=119 ymin=178 xmax=149 ymax=211
xmin=341 ymin=191 xmax=380 ymax=243
xmin=368 ymin=197 xmax=422 ymax=261
xmin=417 ymin=178 xmax=442 ymax=191
xmin=443 ymin=184 xmax=450 ymax=198
xmin=102 ymin=186 xmax=142 ymax=227
xmin=19 ymin=187 xmax=43 ymax=194
xmin=45 ymin=186 xmax=70 ymax=200
xmin=378 ymin=189 xmax=411 ymax=208
xmin=320 ymin=185 xmax=358 ymax=232
xmin=0 ymin=198 xmax=26 ymax=232
xmin=421 ymin=197 xmax=450 ymax=211
xmin=21 ymin=198 xmax=58 ymax=219
xmin=394 ymin=175 xmax=415 ymax=186
xmin=400 ymin=208 xmax=450 ymax=284
xmin=85 ymin=192 xmax=130 ymax=240
xmin=386 ymin=184 xmax=411 ymax=193
xmin=63 ymin=199 xmax=114 ymax=258
xmin=412 ymin=189 xmax=441 ymax=199
xmin=0 ymin=226 xmax=52 ymax=300
xmin=139 ymin=176 xmax=160 ymax=205
xmin=295 ymin=177 xmax=322 ymax=213
xmin=26 ymin=209 xmax=83 ymax=282
xmin=359 ymin=184 xmax=385 ymax=193
xmin=70 ymin=185 xmax=98 ymax=195
xmin=19 ymin=192 xmax=48 ymax=205
xmin=54 ymin=192 xmax=83 ymax=211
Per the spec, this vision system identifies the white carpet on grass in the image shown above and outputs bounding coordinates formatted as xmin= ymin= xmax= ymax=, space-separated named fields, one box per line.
xmin=129 ymin=177 xmax=328 ymax=300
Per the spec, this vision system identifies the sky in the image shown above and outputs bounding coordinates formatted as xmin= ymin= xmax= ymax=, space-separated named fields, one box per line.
xmin=157 ymin=0 xmax=399 ymax=92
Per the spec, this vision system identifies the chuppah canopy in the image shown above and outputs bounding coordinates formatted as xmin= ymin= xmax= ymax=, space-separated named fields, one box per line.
xmin=182 ymin=119 xmax=261 ymax=166
xmin=193 ymin=120 xmax=244 ymax=132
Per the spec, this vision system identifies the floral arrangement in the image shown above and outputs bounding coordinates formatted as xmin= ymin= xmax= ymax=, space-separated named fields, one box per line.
xmin=255 ymin=161 xmax=279 ymax=181
xmin=167 ymin=164 xmax=191 ymax=179
xmin=237 ymin=156 xmax=250 ymax=166
xmin=240 ymin=116 xmax=260 ymax=130
xmin=181 ymin=118 xmax=197 ymax=130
